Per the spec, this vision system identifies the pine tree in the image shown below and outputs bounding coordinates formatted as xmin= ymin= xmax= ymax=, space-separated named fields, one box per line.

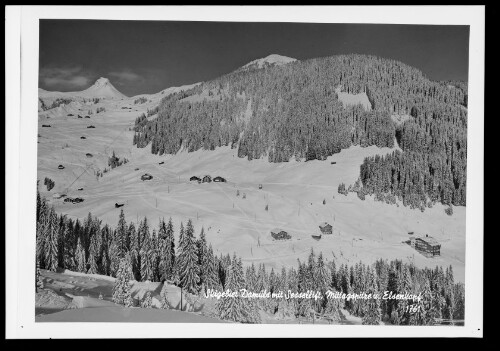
xmin=395 ymin=264 xmax=413 ymax=325
xmin=205 ymin=244 xmax=220 ymax=291
xmin=165 ymin=218 xmax=176 ymax=280
xmin=196 ymin=227 xmax=208 ymax=292
xmin=116 ymin=209 xmax=127 ymax=257
xmin=362 ymin=267 xmax=381 ymax=325
xmin=76 ymin=236 xmax=86 ymax=273
xmin=140 ymin=221 xmax=153 ymax=281
xmin=87 ymin=233 xmax=99 ymax=274
xmin=45 ymin=207 xmax=59 ymax=272
xmin=36 ymin=198 xmax=48 ymax=268
xmin=151 ymin=229 xmax=160 ymax=281
xmin=216 ymin=255 xmax=255 ymax=323
xmin=112 ymin=255 xmax=133 ymax=305
xmin=178 ymin=220 xmax=200 ymax=294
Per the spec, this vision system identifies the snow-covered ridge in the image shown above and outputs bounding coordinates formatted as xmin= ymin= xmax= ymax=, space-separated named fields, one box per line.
xmin=39 ymin=77 xmax=128 ymax=101
xmin=237 ymin=54 xmax=297 ymax=72
xmin=129 ymin=82 xmax=202 ymax=102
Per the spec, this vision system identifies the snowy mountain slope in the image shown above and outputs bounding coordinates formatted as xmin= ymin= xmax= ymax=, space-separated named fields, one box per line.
xmin=39 ymin=77 xmax=127 ymax=101
xmin=236 ymin=54 xmax=297 ymax=72
xmin=37 ymin=59 xmax=466 ymax=284
xmin=129 ymin=82 xmax=201 ymax=104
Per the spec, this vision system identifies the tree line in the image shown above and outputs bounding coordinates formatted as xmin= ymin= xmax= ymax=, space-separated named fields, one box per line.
xmin=36 ymin=188 xmax=464 ymax=324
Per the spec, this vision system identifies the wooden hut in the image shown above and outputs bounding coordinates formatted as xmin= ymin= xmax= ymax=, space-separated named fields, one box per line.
xmin=190 ymin=176 xmax=201 ymax=182
xmin=202 ymin=175 xmax=212 ymax=183
xmin=319 ymin=222 xmax=333 ymax=235
xmin=213 ymin=176 xmax=226 ymax=182
xmin=270 ymin=228 xmax=291 ymax=240
xmin=58 ymin=165 xmax=65 ymax=169
xmin=141 ymin=173 xmax=153 ymax=181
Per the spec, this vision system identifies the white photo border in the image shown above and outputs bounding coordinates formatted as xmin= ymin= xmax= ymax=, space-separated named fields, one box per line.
xmin=5 ymin=5 xmax=484 ymax=338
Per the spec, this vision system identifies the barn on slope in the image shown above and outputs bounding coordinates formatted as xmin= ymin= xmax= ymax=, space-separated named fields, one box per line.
xmin=319 ymin=222 xmax=333 ymax=234
xmin=270 ymin=228 xmax=291 ymax=241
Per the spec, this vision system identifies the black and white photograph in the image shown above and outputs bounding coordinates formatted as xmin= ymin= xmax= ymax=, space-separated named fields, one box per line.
xmin=5 ymin=6 xmax=484 ymax=338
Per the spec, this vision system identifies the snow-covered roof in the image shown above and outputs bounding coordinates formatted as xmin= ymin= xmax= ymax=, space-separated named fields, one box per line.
xmin=271 ymin=228 xmax=287 ymax=234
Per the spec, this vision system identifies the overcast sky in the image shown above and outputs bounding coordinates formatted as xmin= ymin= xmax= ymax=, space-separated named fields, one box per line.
xmin=39 ymin=20 xmax=470 ymax=97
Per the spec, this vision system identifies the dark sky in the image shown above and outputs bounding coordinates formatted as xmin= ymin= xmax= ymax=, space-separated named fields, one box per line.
xmin=39 ymin=20 xmax=470 ymax=97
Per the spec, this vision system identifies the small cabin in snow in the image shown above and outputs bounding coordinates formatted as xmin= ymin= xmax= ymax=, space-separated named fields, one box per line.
xmin=58 ymin=165 xmax=65 ymax=169
xmin=213 ymin=176 xmax=226 ymax=183
xmin=311 ymin=233 xmax=322 ymax=240
xmin=86 ymin=153 xmax=93 ymax=158
xmin=141 ymin=173 xmax=153 ymax=181
xmin=319 ymin=222 xmax=333 ymax=234
xmin=270 ymin=228 xmax=291 ymax=241
xmin=202 ymin=175 xmax=212 ymax=183
xmin=190 ymin=176 xmax=201 ymax=182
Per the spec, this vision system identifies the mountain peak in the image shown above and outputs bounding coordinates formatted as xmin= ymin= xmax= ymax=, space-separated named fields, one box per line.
xmin=93 ymin=77 xmax=111 ymax=87
xmin=237 ymin=54 xmax=297 ymax=72
xmin=82 ymin=77 xmax=127 ymax=99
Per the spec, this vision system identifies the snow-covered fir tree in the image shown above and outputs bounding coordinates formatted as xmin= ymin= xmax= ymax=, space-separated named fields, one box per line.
xmin=164 ymin=218 xmax=176 ymax=281
xmin=362 ymin=267 xmax=381 ymax=325
xmin=196 ymin=227 xmax=208 ymax=292
xmin=116 ymin=209 xmax=127 ymax=258
xmin=76 ymin=236 xmax=87 ymax=273
xmin=87 ymin=233 xmax=99 ymax=274
xmin=140 ymin=221 xmax=153 ymax=281
xmin=45 ymin=207 xmax=59 ymax=272
xmin=112 ymin=255 xmax=133 ymax=305
xmin=216 ymin=255 xmax=259 ymax=323
xmin=178 ymin=220 xmax=200 ymax=294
